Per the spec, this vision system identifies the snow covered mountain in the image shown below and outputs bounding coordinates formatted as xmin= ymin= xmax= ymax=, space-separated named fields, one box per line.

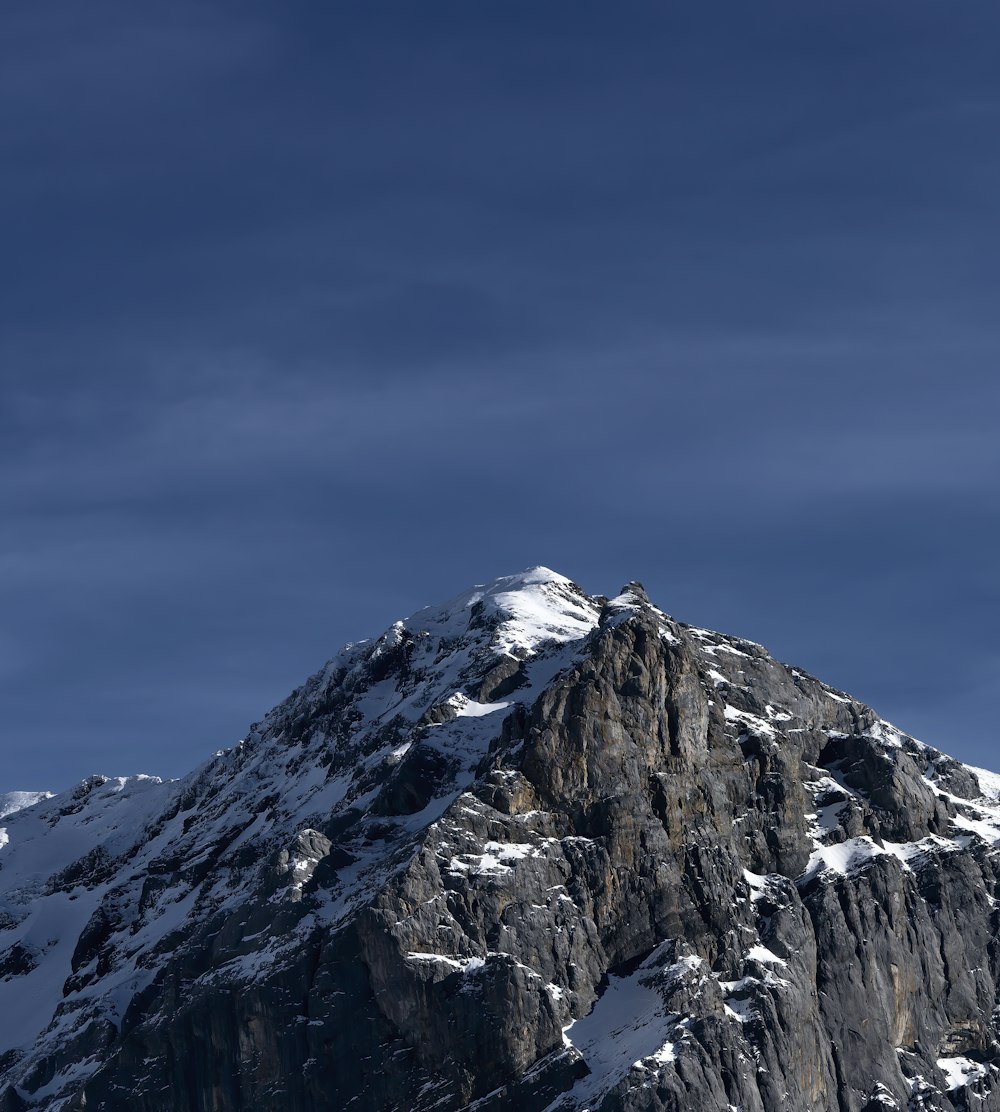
xmin=2 ymin=568 xmax=1000 ymax=1111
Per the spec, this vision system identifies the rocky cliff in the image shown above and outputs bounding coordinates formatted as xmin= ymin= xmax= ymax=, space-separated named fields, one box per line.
xmin=2 ymin=568 xmax=999 ymax=1111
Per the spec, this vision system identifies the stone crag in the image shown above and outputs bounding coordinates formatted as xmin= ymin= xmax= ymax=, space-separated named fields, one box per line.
xmin=1 ymin=569 xmax=999 ymax=1111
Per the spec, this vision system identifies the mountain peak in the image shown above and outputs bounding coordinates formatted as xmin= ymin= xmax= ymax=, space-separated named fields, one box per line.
xmin=2 ymin=571 xmax=1000 ymax=1112
xmin=423 ymin=566 xmax=598 ymax=660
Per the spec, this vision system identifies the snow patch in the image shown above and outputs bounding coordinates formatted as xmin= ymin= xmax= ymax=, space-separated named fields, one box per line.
xmin=742 ymin=869 xmax=775 ymax=903
xmin=801 ymin=837 xmax=890 ymax=881
xmin=547 ymin=951 xmax=703 ymax=1111
xmin=724 ymin=705 xmax=776 ymax=738
xmin=937 ymin=1056 xmax=989 ymax=1091
xmin=405 ymin=952 xmax=485 ymax=974
xmin=447 ymin=693 xmax=511 ymax=719
xmin=745 ymin=945 xmax=787 ymax=967
xmin=968 ymin=765 xmax=1000 ymax=802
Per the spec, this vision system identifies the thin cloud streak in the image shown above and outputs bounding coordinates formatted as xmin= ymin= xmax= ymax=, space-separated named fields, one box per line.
xmin=3 ymin=1 xmax=999 ymax=788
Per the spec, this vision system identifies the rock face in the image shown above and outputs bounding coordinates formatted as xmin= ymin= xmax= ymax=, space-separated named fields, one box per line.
xmin=2 ymin=567 xmax=1000 ymax=1111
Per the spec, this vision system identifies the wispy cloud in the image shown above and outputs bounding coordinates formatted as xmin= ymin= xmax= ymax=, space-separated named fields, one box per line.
xmin=4 ymin=1 xmax=1000 ymax=788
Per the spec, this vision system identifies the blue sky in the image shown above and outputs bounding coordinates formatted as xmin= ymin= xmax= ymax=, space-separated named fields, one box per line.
xmin=3 ymin=2 xmax=999 ymax=788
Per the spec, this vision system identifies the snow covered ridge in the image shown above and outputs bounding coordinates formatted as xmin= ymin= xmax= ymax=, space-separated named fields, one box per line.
xmin=0 ymin=792 xmax=53 ymax=820
xmin=1 ymin=566 xmax=999 ymax=1111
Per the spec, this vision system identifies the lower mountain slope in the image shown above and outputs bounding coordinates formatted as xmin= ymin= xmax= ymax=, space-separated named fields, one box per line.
xmin=1 ymin=568 xmax=999 ymax=1112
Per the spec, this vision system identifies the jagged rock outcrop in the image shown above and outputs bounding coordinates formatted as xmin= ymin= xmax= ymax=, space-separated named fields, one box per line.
xmin=1 ymin=567 xmax=999 ymax=1111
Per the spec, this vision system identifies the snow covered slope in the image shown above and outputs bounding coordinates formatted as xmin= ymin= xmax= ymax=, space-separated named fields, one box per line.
xmin=0 ymin=794 xmax=52 ymax=821
xmin=2 ymin=568 xmax=1000 ymax=1112
xmin=0 ymin=569 xmax=603 ymax=1105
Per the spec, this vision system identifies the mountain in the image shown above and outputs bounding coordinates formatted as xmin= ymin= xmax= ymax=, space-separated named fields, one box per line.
xmin=2 ymin=567 xmax=1000 ymax=1112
